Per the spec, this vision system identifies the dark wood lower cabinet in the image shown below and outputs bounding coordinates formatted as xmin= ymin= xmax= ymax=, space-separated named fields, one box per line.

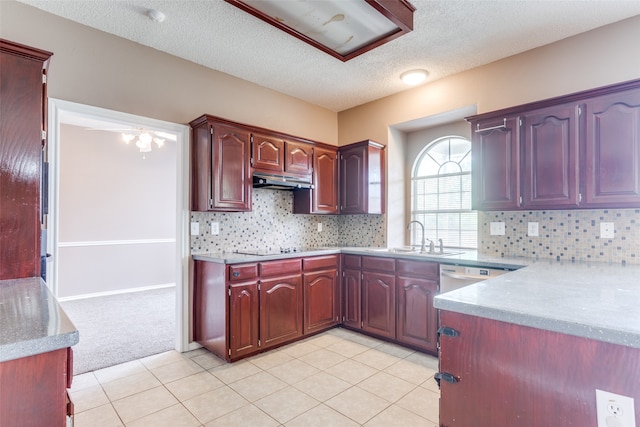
xmin=0 ymin=348 xmax=73 ymax=427
xmin=304 ymin=268 xmax=339 ymax=334
xmin=396 ymin=276 xmax=438 ymax=353
xmin=260 ymin=274 xmax=303 ymax=349
xmin=229 ymin=281 xmax=259 ymax=359
xmin=341 ymin=268 xmax=361 ymax=329
xmin=362 ymin=271 xmax=396 ymax=339
xmin=438 ymin=310 xmax=640 ymax=426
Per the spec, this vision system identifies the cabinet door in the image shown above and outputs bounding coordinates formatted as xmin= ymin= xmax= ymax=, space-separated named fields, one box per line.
xmin=303 ymin=269 xmax=339 ymax=334
xmin=285 ymin=140 xmax=313 ymax=176
xmin=341 ymin=268 xmax=361 ymax=329
xmin=252 ymin=133 xmax=284 ymax=173
xmin=260 ymin=274 xmax=303 ymax=348
xmin=229 ymin=282 xmax=260 ymax=359
xmin=584 ymin=88 xmax=640 ymax=207
xmin=471 ymin=117 xmax=521 ymax=210
xmin=396 ymin=276 xmax=438 ymax=353
xmin=362 ymin=271 xmax=396 ymax=339
xmin=522 ymin=104 xmax=581 ymax=208
xmin=293 ymin=146 xmax=338 ymax=214
xmin=340 ymin=144 xmax=367 ymax=214
xmin=211 ymin=124 xmax=252 ymax=211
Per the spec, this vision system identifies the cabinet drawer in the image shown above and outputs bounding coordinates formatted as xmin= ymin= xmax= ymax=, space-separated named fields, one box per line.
xmin=303 ymin=255 xmax=339 ymax=271
xmin=396 ymin=259 xmax=439 ymax=279
xmin=343 ymin=254 xmax=361 ymax=269
xmin=362 ymin=256 xmax=395 ymax=272
xmin=260 ymin=258 xmax=302 ymax=277
xmin=228 ymin=264 xmax=259 ymax=281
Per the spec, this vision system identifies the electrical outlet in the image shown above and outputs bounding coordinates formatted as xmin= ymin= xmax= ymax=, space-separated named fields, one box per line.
xmin=528 ymin=222 xmax=539 ymax=237
xmin=190 ymin=222 xmax=200 ymax=236
xmin=600 ymin=222 xmax=615 ymax=239
xmin=317 ymin=222 xmax=323 ymax=232
xmin=210 ymin=222 xmax=220 ymax=235
xmin=490 ymin=222 xmax=505 ymax=236
xmin=596 ymin=389 xmax=636 ymax=427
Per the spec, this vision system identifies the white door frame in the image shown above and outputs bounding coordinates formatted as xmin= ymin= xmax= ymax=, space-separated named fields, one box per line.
xmin=47 ymin=98 xmax=196 ymax=352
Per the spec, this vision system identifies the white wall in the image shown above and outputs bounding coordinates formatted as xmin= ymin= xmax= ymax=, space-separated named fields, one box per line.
xmin=58 ymin=124 xmax=176 ymax=297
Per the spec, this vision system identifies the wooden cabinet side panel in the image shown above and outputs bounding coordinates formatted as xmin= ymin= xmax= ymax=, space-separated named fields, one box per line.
xmin=260 ymin=274 xmax=303 ymax=348
xmin=584 ymin=89 xmax=640 ymax=207
xmin=361 ymin=271 xmax=396 ymax=339
xmin=366 ymin=145 xmax=385 ymax=214
xmin=438 ymin=311 xmax=640 ymax=426
xmin=193 ymin=261 xmax=228 ymax=359
xmin=303 ymin=269 xmax=339 ymax=334
xmin=0 ymin=48 xmax=48 ymax=279
xmin=190 ymin=124 xmax=213 ymax=211
xmin=472 ymin=117 xmax=521 ymax=210
xmin=0 ymin=348 xmax=68 ymax=427
xmin=396 ymin=276 xmax=438 ymax=353
xmin=522 ymin=104 xmax=580 ymax=208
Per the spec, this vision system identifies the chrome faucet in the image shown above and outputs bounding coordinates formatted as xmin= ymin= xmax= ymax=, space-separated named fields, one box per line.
xmin=407 ymin=220 xmax=427 ymax=253
xmin=438 ymin=238 xmax=444 ymax=254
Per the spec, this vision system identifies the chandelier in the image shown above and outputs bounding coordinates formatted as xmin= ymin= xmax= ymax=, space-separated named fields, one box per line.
xmin=122 ymin=131 xmax=165 ymax=158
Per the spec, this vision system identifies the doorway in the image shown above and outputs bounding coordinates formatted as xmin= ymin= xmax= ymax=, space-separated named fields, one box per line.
xmin=47 ymin=99 xmax=193 ymax=357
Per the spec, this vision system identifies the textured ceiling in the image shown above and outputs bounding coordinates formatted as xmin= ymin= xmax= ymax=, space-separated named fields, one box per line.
xmin=17 ymin=0 xmax=640 ymax=112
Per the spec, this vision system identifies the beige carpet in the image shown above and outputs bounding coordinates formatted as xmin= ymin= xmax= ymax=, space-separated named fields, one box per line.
xmin=60 ymin=287 xmax=175 ymax=375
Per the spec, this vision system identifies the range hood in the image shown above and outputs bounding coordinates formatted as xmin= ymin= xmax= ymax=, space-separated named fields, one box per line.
xmin=252 ymin=172 xmax=314 ymax=190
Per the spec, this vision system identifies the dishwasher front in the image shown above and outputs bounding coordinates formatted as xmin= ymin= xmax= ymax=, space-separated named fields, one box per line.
xmin=439 ymin=264 xmax=512 ymax=293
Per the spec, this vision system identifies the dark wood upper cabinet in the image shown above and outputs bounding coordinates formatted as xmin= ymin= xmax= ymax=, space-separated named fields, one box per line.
xmin=285 ymin=140 xmax=313 ymax=177
xmin=468 ymin=78 xmax=640 ymax=211
xmin=190 ymin=116 xmax=252 ymax=212
xmin=522 ymin=103 xmax=581 ymax=208
xmin=339 ymin=140 xmax=385 ymax=214
xmin=583 ymin=87 xmax=640 ymax=207
xmin=0 ymin=39 xmax=52 ymax=280
xmin=252 ymin=133 xmax=284 ymax=173
xmin=471 ymin=116 xmax=521 ymax=211
xmin=293 ymin=146 xmax=339 ymax=214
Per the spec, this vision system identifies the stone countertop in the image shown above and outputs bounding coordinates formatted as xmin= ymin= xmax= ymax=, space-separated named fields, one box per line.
xmin=0 ymin=277 xmax=79 ymax=362
xmin=192 ymin=247 xmax=530 ymax=270
xmin=434 ymin=260 xmax=640 ymax=349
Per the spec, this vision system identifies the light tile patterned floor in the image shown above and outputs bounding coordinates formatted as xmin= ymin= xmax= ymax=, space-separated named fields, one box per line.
xmin=69 ymin=328 xmax=440 ymax=426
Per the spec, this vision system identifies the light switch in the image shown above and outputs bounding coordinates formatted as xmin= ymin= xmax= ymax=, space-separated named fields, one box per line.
xmin=528 ymin=222 xmax=539 ymax=237
xmin=190 ymin=222 xmax=200 ymax=236
xmin=490 ymin=222 xmax=505 ymax=236
xmin=210 ymin=222 xmax=220 ymax=235
xmin=600 ymin=222 xmax=614 ymax=239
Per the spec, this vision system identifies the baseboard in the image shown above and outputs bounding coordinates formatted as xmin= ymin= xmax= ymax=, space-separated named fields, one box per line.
xmin=58 ymin=283 xmax=176 ymax=302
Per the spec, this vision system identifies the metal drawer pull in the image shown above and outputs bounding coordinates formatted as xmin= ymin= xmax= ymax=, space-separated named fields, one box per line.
xmin=437 ymin=326 xmax=459 ymax=337
xmin=434 ymin=372 xmax=458 ymax=387
xmin=475 ymin=118 xmax=507 ymax=133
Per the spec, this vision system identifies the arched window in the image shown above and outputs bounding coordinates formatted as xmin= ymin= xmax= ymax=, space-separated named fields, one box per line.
xmin=410 ymin=136 xmax=477 ymax=249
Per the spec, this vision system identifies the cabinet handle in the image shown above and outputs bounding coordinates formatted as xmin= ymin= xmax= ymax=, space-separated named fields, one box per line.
xmin=434 ymin=372 xmax=458 ymax=387
xmin=475 ymin=118 xmax=507 ymax=133
xmin=232 ymin=271 xmax=240 ymax=277
xmin=437 ymin=326 xmax=459 ymax=337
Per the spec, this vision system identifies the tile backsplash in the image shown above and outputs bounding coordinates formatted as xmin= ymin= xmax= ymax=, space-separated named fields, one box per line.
xmin=479 ymin=209 xmax=640 ymax=264
xmin=190 ymin=188 xmax=386 ymax=253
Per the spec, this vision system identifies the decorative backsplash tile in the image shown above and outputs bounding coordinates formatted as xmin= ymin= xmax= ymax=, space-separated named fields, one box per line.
xmin=479 ymin=209 xmax=640 ymax=264
xmin=190 ymin=189 xmax=385 ymax=253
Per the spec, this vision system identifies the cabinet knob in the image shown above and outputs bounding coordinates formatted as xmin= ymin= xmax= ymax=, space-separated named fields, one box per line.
xmin=233 ymin=271 xmax=240 ymax=277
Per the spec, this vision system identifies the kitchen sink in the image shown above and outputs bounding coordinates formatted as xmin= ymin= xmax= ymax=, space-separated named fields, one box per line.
xmin=366 ymin=247 xmax=463 ymax=256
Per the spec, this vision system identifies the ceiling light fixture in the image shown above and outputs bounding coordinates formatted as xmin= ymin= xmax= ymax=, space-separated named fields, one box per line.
xmin=122 ymin=131 xmax=165 ymax=159
xmin=225 ymin=0 xmax=416 ymax=62
xmin=400 ymin=69 xmax=428 ymax=85
xmin=147 ymin=9 xmax=165 ymax=23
